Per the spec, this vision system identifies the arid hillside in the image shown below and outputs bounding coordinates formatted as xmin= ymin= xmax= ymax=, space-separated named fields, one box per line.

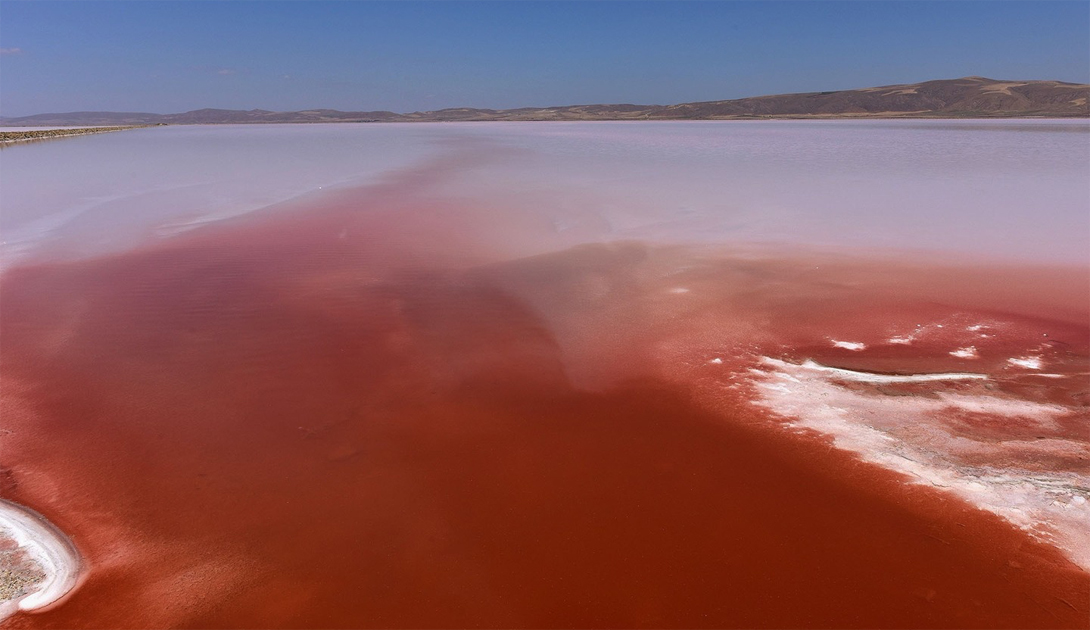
xmin=2 ymin=77 xmax=1086 ymax=126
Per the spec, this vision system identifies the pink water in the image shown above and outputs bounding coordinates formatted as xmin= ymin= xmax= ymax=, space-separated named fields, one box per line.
xmin=1 ymin=121 xmax=1087 ymax=628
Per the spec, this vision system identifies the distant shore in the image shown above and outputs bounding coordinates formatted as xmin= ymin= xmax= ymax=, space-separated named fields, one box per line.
xmin=1 ymin=77 xmax=1085 ymax=127
xmin=0 ymin=126 xmax=148 ymax=145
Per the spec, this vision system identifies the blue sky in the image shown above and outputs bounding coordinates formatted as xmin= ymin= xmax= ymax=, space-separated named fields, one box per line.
xmin=1 ymin=1 xmax=1087 ymax=116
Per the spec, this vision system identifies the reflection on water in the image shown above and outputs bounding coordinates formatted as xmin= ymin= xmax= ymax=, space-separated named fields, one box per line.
xmin=1 ymin=122 xmax=1088 ymax=627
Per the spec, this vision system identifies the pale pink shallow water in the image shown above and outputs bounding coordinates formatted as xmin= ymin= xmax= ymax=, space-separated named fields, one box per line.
xmin=3 ymin=120 xmax=1087 ymax=265
xmin=0 ymin=121 xmax=1087 ymax=628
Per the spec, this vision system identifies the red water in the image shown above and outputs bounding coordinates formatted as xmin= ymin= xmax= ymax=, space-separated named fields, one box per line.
xmin=1 ymin=179 xmax=1087 ymax=628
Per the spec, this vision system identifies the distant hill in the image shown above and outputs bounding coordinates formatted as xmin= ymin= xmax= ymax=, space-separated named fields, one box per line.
xmin=3 ymin=77 xmax=1086 ymax=126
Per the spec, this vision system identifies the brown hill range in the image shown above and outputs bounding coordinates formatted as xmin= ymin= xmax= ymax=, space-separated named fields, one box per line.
xmin=2 ymin=77 xmax=1086 ymax=126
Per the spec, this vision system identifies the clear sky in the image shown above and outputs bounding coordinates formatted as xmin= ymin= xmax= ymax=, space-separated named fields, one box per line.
xmin=1 ymin=1 xmax=1087 ymax=116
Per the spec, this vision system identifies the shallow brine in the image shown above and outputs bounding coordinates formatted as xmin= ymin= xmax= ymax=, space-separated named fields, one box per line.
xmin=1 ymin=121 xmax=1087 ymax=628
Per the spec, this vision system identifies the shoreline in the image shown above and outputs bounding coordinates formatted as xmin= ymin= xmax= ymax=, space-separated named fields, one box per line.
xmin=0 ymin=126 xmax=148 ymax=145
xmin=1 ymin=115 xmax=1086 ymax=129
xmin=0 ymin=500 xmax=81 ymax=621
